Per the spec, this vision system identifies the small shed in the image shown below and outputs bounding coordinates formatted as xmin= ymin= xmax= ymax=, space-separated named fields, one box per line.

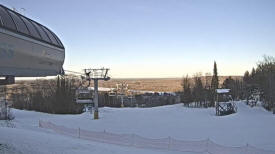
xmin=215 ymin=89 xmax=237 ymax=116
xmin=216 ymin=89 xmax=231 ymax=102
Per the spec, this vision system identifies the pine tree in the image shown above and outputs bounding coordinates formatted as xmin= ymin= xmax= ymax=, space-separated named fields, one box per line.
xmin=251 ymin=68 xmax=256 ymax=80
xmin=243 ymin=70 xmax=252 ymax=101
xmin=181 ymin=75 xmax=192 ymax=106
xmin=255 ymin=56 xmax=275 ymax=110
xmin=243 ymin=71 xmax=250 ymax=84
xmin=222 ymin=76 xmax=240 ymax=100
xmin=222 ymin=76 xmax=234 ymax=89
xmin=210 ymin=61 xmax=219 ymax=106
xmin=193 ymin=75 xmax=204 ymax=107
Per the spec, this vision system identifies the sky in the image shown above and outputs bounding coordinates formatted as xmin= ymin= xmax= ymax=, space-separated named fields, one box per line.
xmin=1 ymin=0 xmax=275 ymax=78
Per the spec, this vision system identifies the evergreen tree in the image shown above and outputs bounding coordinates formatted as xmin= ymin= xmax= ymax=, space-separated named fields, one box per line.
xmin=204 ymin=73 xmax=212 ymax=106
xmin=251 ymin=68 xmax=256 ymax=81
xmin=210 ymin=61 xmax=219 ymax=106
xmin=243 ymin=71 xmax=250 ymax=84
xmin=241 ymin=56 xmax=275 ymax=111
xmin=222 ymin=76 xmax=243 ymax=100
xmin=255 ymin=56 xmax=275 ymax=110
xmin=243 ymin=68 xmax=259 ymax=101
xmin=181 ymin=75 xmax=192 ymax=106
xmin=193 ymin=75 xmax=204 ymax=107
xmin=243 ymin=70 xmax=251 ymax=101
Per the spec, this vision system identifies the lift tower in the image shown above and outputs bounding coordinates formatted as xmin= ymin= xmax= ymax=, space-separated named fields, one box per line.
xmin=84 ymin=68 xmax=110 ymax=119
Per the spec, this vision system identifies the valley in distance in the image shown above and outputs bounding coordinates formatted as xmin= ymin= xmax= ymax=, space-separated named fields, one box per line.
xmin=16 ymin=76 xmax=243 ymax=92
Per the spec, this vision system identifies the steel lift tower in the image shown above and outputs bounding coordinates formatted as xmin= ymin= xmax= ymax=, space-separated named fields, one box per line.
xmin=84 ymin=68 xmax=110 ymax=119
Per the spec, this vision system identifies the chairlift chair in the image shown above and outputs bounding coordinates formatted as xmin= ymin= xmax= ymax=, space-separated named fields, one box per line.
xmin=117 ymin=93 xmax=125 ymax=97
xmin=108 ymin=91 xmax=116 ymax=97
xmin=75 ymin=88 xmax=93 ymax=104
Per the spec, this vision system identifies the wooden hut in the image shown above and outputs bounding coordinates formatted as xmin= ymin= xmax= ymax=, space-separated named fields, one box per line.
xmin=215 ymin=89 xmax=237 ymax=116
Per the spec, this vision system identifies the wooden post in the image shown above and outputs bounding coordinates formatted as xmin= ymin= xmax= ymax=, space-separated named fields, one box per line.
xmin=168 ymin=136 xmax=171 ymax=150
xmin=131 ymin=134 xmax=135 ymax=146
xmin=78 ymin=127 xmax=80 ymax=138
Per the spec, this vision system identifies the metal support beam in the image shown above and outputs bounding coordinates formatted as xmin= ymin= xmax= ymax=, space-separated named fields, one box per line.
xmin=82 ymin=68 xmax=110 ymax=120
xmin=0 ymin=85 xmax=7 ymax=120
xmin=94 ymin=79 xmax=99 ymax=119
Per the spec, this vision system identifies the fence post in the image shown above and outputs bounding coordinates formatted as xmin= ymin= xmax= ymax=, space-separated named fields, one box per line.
xmin=132 ymin=134 xmax=135 ymax=146
xmin=206 ymin=138 xmax=210 ymax=153
xmin=78 ymin=127 xmax=80 ymax=138
xmin=102 ymin=129 xmax=106 ymax=143
xmin=245 ymin=143 xmax=249 ymax=154
xmin=168 ymin=136 xmax=171 ymax=150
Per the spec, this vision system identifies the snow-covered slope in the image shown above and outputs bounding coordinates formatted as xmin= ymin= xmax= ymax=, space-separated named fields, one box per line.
xmin=0 ymin=101 xmax=275 ymax=154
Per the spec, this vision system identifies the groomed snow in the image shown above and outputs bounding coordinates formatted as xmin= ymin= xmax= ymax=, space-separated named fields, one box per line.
xmin=1 ymin=101 xmax=275 ymax=154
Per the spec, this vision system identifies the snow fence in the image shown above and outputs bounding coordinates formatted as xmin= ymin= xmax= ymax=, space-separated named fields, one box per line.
xmin=39 ymin=120 xmax=275 ymax=154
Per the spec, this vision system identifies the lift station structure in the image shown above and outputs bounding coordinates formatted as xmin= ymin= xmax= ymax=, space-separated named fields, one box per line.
xmin=0 ymin=4 xmax=65 ymax=119
xmin=0 ymin=4 xmax=65 ymax=85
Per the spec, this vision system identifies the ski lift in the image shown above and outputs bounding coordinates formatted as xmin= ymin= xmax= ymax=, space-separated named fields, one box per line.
xmin=108 ymin=92 xmax=116 ymax=97
xmin=75 ymin=88 xmax=93 ymax=104
xmin=0 ymin=5 xmax=65 ymax=81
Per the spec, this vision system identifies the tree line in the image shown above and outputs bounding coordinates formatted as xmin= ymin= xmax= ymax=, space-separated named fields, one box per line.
xmin=11 ymin=76 xmax=83 ymax=114
xmin=10 ymin=56 xmax=275 ymax=113
xmin=181 ymin=61 xmax=220 ymax=107
xmin=243 ymin=56 xmax=275 ymax=110
xmin=10 ymin=76 xmax=180 ymax=114
xmin=181 ymin=56 xmax=275 ymax=111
